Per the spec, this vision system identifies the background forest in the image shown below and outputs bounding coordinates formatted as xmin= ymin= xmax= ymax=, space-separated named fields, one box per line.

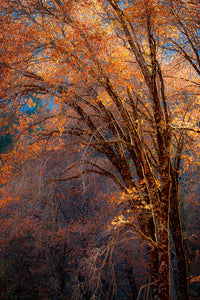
xmin=0 ymin=0 xmax=200 ymax=299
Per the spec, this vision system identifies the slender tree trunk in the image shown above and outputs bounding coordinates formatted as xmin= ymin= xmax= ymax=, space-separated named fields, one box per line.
xmin=138 ymin=212 xmax=159 ymax=297
xmin=157 ymin=219 xmax=170 ymax=300
xmin=157 ymin=145 xmax=171 ymax=300
xmin=170 ymin=172 xmax=189 ymax=299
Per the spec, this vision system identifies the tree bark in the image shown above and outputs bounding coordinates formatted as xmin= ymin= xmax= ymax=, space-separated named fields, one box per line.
xmin=170 ymin=170 xmax=189 ymax=299
xmin=157 ymin=219 xmax=170 ymax=300
xmin=138 ymin=212 xmax=159 ymax=297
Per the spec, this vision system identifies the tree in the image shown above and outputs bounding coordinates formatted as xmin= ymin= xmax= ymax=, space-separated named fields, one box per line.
xmin=0 ymin=0 xmax=199 ymax=299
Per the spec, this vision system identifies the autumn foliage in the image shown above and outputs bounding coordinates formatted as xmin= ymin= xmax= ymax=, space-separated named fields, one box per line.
xmin=0 ymin=0 xmax=200 ymax=299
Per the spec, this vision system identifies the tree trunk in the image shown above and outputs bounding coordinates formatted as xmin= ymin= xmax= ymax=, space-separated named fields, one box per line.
xmin=170 ymin=171 xmax=189 ymax=299
xmin=138 ymin=212 xmax=159 ymax=297
xmin=157 ymin=219 xmax=170 ymax=300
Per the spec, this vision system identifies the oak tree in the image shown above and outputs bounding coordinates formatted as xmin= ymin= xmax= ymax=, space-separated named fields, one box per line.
xmin=0 ymin=0 xmax=200 ymax=299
